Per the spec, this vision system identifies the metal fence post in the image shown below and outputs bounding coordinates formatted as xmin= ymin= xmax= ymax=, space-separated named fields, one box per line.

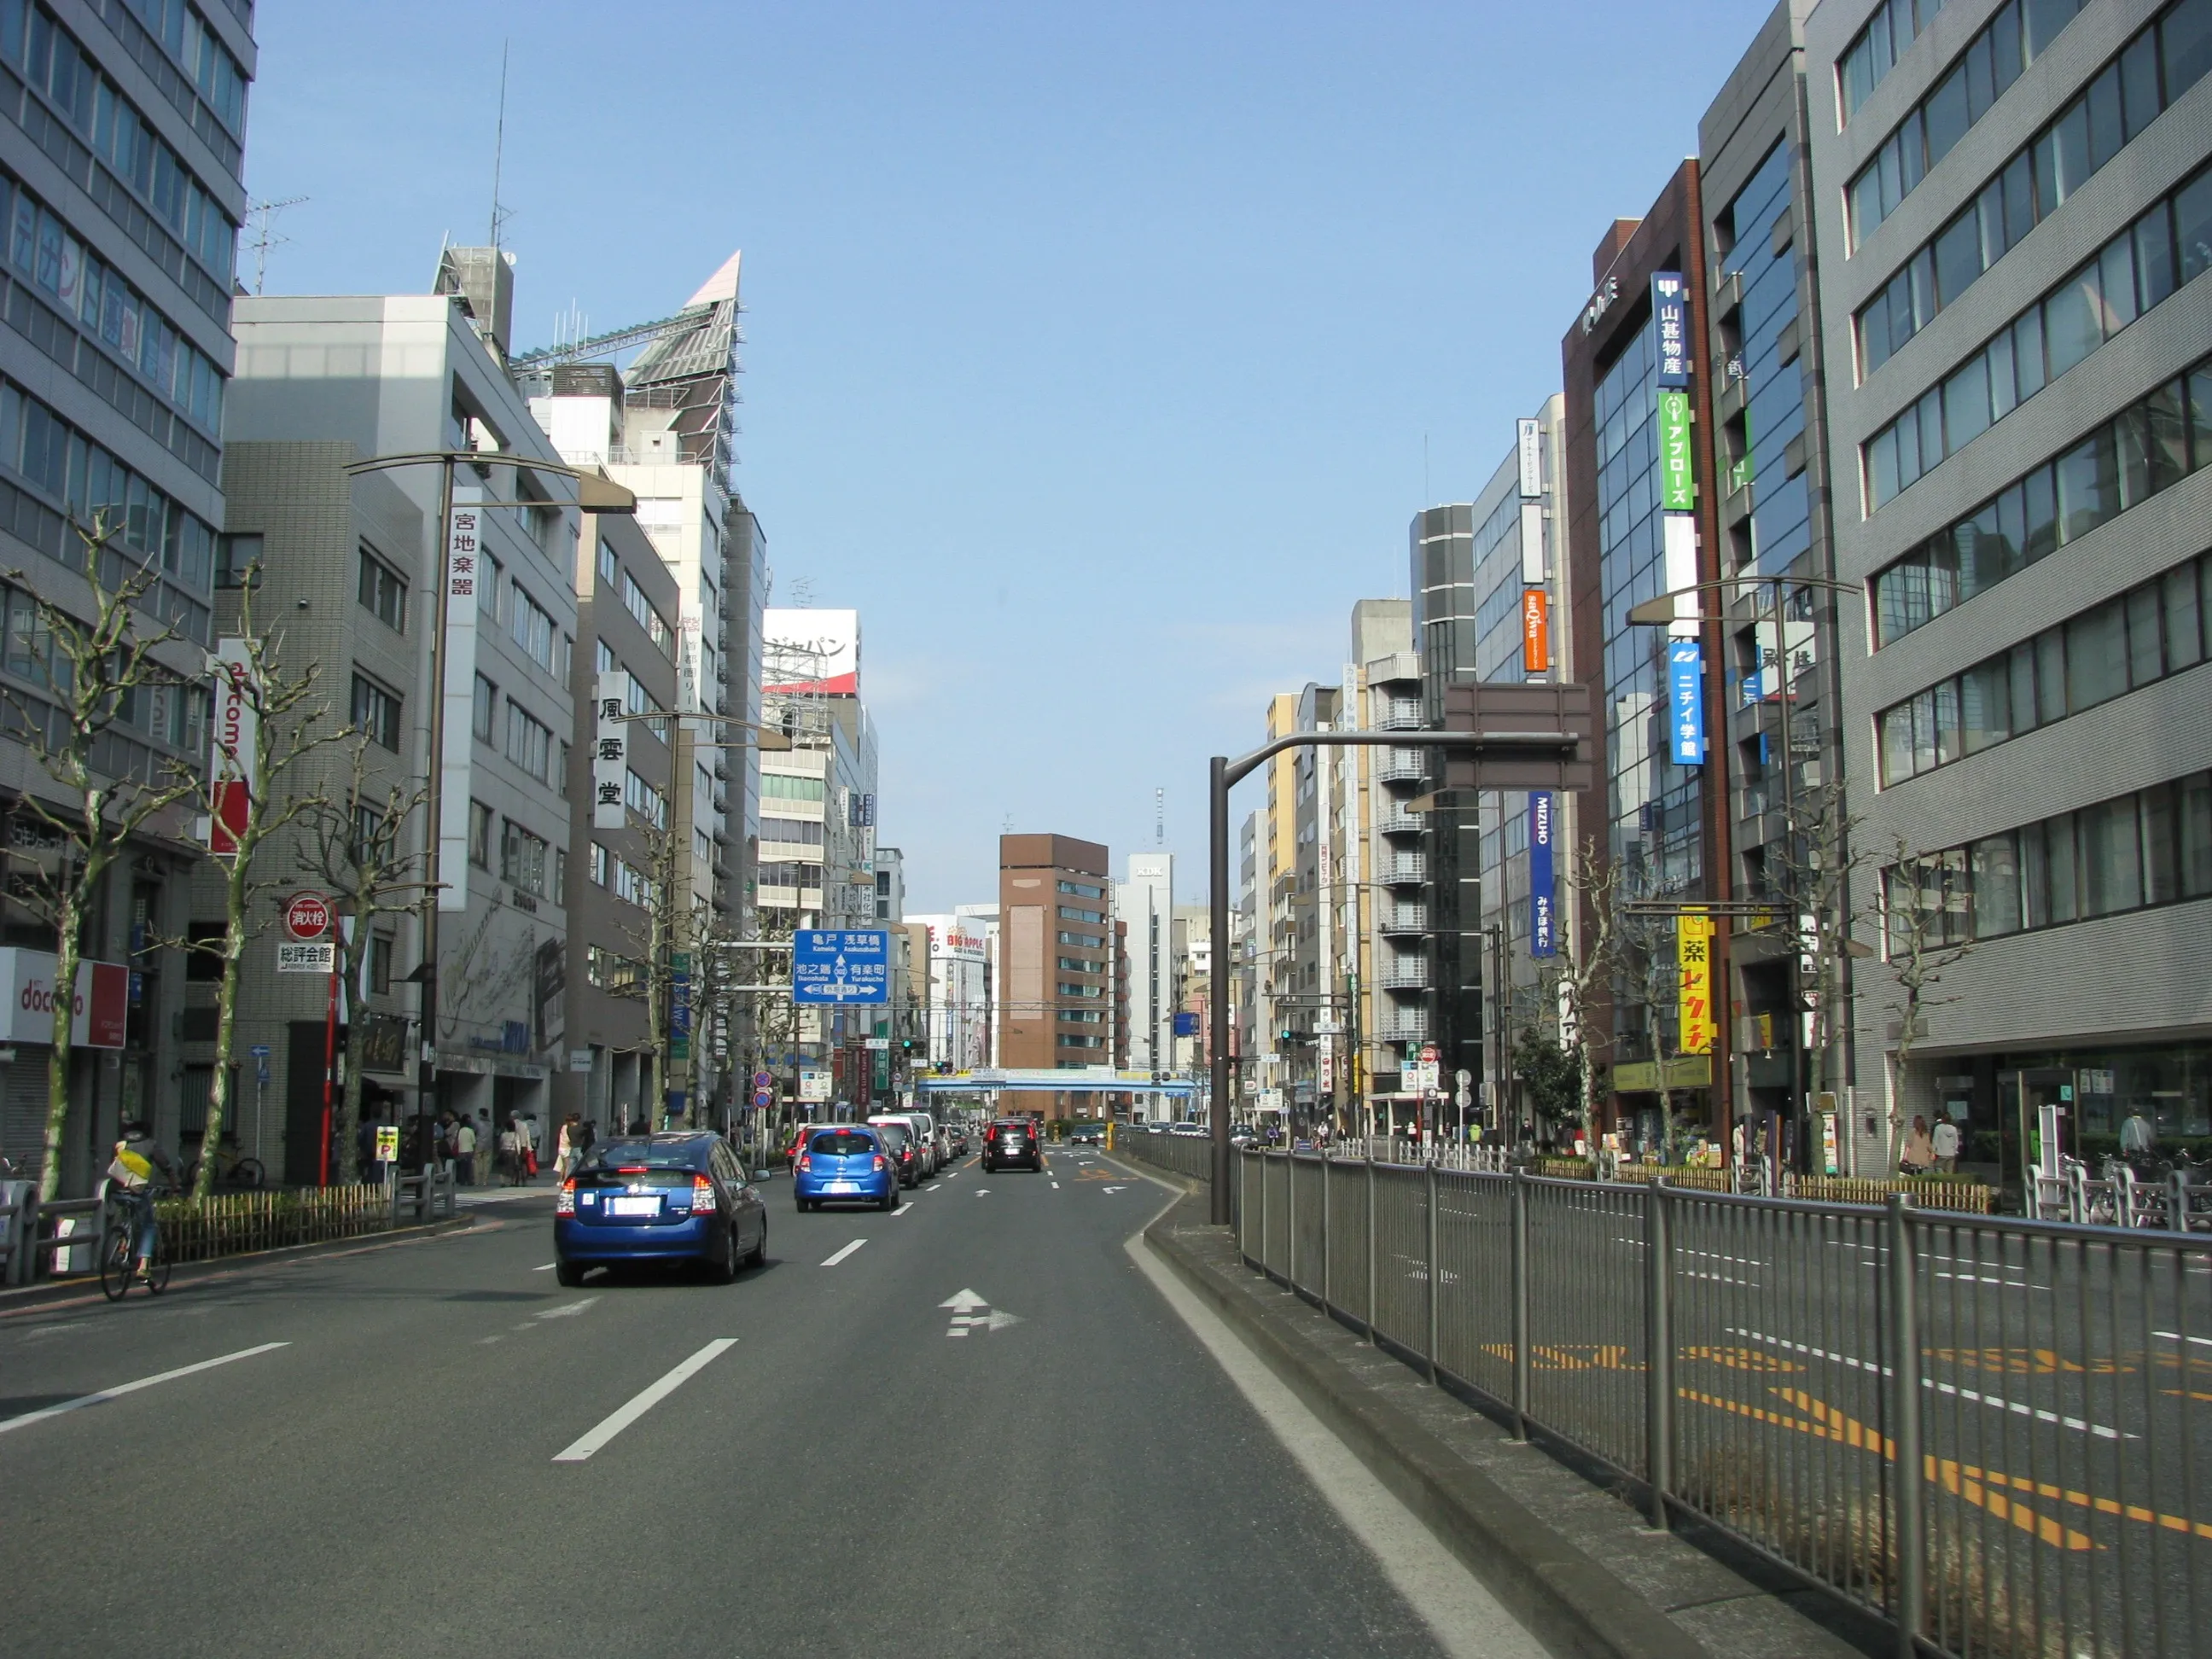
xmin=1424 ymin=1159 xmax=1439 ymax=1384
xmin=1365 ymin=1156 xmax=1378 ymax=1344
xmin=1644 ymin=1179 xmax=1672 ymax=1530
xmin=1511 ymin=1168 xmax=1530 ymax=1441
xmin=1320 ymin=1154 xmax=1332 ymax=1314
xmin=1258 ymin=1152 xmax=1269 ymax=1273
xmin=1288 ymin=1149 xmax=1299 ymax=1289
xmin=1886 ymin=1194 xmax=1924 ymax=1658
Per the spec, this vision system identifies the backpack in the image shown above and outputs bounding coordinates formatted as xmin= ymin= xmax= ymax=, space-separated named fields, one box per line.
xmin=108 ymin=1144 xmax=153 ymax=1190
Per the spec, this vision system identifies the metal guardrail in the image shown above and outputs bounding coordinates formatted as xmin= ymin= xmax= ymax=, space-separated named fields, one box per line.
xmin=1118 ymin=1138 xmax=2212 ymax=1659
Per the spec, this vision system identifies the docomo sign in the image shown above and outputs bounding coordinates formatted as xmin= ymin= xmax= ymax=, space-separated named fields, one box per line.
xmin=207 ymin=638 xmax=258 ymax=856
xmin=284 ymin=891 xmax=331 ymax=941
xmin=0 ymin=949 xmax=127 ymax=1049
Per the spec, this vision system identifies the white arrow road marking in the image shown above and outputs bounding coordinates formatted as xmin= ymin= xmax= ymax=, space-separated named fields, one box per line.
xmin=1101 ymin=1185 xmax=1127 ymax=1193
xmin=0 ymin=1342 xmax=288 ymax=1435
xmin=552 ymin=1339 xmax=736 ymax=1463
xmin=940 ymin=1289 xmax=988 ymax=1312
xmin=535 ymin=1298 xmax=598 ymax=1319
xmin=822 ymin=1238 xmax=869 ymax=1266
xmin=974 ymin=1188 xmax=990 ymax=1196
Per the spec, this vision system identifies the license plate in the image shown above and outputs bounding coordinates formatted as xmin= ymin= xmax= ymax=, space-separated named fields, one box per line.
xmin=608 ymin=1196 xmax=660 ymax=1217
xmin=827 ymin=1181 xmax=859 ymax=1193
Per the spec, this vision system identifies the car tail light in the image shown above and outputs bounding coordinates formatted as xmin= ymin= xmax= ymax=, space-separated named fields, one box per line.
xmin=873 ymin=1155 xmax=887 ymax=1173
xmin=798 ymin=1154 xmax=812 ymax=1173
xmin=556 ymin=1179 xmax=575 ymax=1216
xmin=683 ymin=1173 xmax=715 ymax=1212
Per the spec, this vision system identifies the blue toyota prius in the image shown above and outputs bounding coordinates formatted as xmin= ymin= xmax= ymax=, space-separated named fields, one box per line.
xmin=555 ymin=1133 xmax=767 ymax=1286
xmin=791 ymin=1124 xmax=899 ymax=1211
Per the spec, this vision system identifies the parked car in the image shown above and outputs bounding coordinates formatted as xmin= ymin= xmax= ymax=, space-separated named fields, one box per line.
xmin=1168 ymin=1122 xmax=1207 ymax=1138
xmin=555 ymin=1133 xmax=767 ymax=1286
xmin=902 ymin=1110 xmax=943 ymax=1175
xmin=1068 ymin=1126 xmax=1103 ymax=1145
xmin=792 ymin=1125 xmax=899 ymax=1213
xmin=868 ymin=1117 xmax=926 ymax=1187
xmin=981 ymin=1117 xmax=1043 ymax=1172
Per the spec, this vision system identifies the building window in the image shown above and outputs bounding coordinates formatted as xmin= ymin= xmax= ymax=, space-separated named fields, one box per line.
xmin=357 ymin=545 xmax=406 ymax=632
xmin=500 ymin=819 xmax=549 ymax=897
xmin=472 ymin=673 xmax=496 ymax=743
xmin=590 ymin=842 xmax=609 ymax=886
xmin=553 ymin=849 xmax=567 ymax=905
xmin=1862 ymin=161 xmax=2212 ymax=513
xmin=1838 ymin=0 xmax=1952 ymax=125
xmin=758 ymin=861 xmax=823 ymax=889
xmin=761 ymin=773 xmax=826 ymax=802
xmin=625 ymin=769 xmax=667 ymax=829
xmin=509 ymin=582 xmax=556 ymax=672
xmin=1056 ymin=956 xmax=1103 ymax=973
xmin=216 ymin=533 xmax=261 ymax=588
xmin=1057 ymin=879 xmax=1104 ymax=898
xmin=597 ymin=538 xmax=619 ymax=590
xmin=480 ymin=554 xmax=503 ymax=620
xmin=350 ymin=673 xmax=402 ymax=752
xmin=760 ymin=816 xmax=824 ymax=847
xmin=620 ymin=570 xmax=671 ymax=652
xmin=595 ymin=638 xmax=615 ymax=674
xmin=613 ymin=858 xmax=656 ymax=909
xmin=469 ymin=800 xmax=492 ymax=870
xmin=367 ymin=934 xmax=393 ymax=994
xmin=505 ymin=701 xmax=554 ymax=783
xmin=1853 ymin=0 xmax=2207 ymax=357
xmin=1871 ymin=353 xmax=2212 ymax=644
xmin=1057 ymin=931 xmax=1103 ymax=948
xmin=1877 ymin=553 xmax=2209 ymax=787
xmin=1057 ymin=905 xmax=1104 ymax=924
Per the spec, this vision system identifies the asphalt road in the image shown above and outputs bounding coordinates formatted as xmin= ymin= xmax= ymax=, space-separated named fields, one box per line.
xmin=0 ymin=1150 xmax=1535 ymax=1658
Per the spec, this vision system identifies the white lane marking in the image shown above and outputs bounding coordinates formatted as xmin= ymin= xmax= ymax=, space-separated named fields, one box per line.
xmin=926 ymin=1184 xmax=942 ymax=1192
xmin=0 ymin=1342 xmax=289 ymax=1435
xmin=532 ymin=1263 xmax=556 ymax=1272
xmin=1051 ymin=1180 xmax=1061 ymax=1189
xmin=535 ymin=1298 xmax=598 ymax=1320
xmin=1730 ymin=1328 xmax=2128 ymax=1440
xmin=893 ymin=1202 xmax=913 ymax=1216
xmin=974 ymin=1189 xmax=990 ymax=1196
xmin=1126 ymin=1219 xmax=1545 ymax=1659
xmin=821 ymin=1238 xmax=868 ymax=1267
xmin=552 ymin=1339 xmax=736 ymax=1463
xmin=2155 ymin=1330 xmax=2212 ymax=1347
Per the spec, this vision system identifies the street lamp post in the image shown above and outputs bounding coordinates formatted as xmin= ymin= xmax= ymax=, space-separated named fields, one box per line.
xmin=1624 ymin=572 xmax=1859 ymax=1173
xmin=1208 ymin=721 xmax=1592 ymax=1224
xmin=341 ymin=451 xmax=637 ymax=1173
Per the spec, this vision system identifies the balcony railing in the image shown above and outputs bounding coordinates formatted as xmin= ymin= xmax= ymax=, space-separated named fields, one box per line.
xmin=1379 ymin=960 xmax=1429 ymax=990
xmin=1379 ymin=853 xmax=1428 ymax=884
xmin=1375 ymin=750 xmax=1427 ymax=783
xmin=1375 ymin=1013 xmax=1428 ymax=1042
xmin=1376 ymin=704 xmax=1423 ymax=731
xmin=1379 ymin=904 xmax=1429 ymax=934
xmin=1376 ymin=812 xmax=1424 ymax=838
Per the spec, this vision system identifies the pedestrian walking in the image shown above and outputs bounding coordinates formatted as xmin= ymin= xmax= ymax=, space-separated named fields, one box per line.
xmin=454 ymin=1115 xmax=477 ymax=1185
xmin=555 ymin=1114 xmax=579 ymax=1179
xmin=518 ymin=1112 xmax=539 ymax=1177
xmin=474 ymin=1109 xmax=493 ymax=1180
xmin=1932 ymin=1115 xmax=1960 ymax=1173
xmin=1901 ymin=1115 xmax=1936 ymax=1176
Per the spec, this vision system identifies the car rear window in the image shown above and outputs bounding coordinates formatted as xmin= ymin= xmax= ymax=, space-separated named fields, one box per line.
xmin=584 ymin=1139 xmax=704 ymax=1172
xmin=810 ymin=1131 xmax=877 ymax=1156
xmin=871 ymin=1123 xmax=911 ymax=1149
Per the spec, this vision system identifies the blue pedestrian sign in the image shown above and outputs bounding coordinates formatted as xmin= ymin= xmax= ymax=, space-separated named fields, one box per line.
xmin=791 ymin=928 xmax=890 ymax=1004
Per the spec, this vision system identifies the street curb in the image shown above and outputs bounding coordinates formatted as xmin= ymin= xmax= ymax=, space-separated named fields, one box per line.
xmin=0 ymin=1211 xmax=481 ymax=1318
xmin=1142 ymin=1188 xmax=1704 ymax=1659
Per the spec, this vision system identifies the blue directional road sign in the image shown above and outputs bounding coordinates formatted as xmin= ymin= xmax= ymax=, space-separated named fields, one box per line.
xmin=791 ymin=928 xmax=891 ymax=1004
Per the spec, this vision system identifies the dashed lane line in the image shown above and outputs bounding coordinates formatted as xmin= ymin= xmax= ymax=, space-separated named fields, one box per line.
xmin=893 ymin=1202 xmax=913 ymax=1216
xmin=821 ymin=1238 xmax=868 ymax=1267
xmin=0 ymin=1342 xmax=289 ymax=1435
xmin=551 ymin=1339 xmax=737 ymax=1463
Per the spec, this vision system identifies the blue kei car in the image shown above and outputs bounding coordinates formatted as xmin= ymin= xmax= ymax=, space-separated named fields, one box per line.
xmin=555 ymin=1133 xmax=768 ymax=1286
xmin=792 ymin=1125 xmax=899 ymax=1212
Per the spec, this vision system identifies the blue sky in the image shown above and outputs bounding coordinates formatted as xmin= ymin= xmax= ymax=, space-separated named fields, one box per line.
xmin=247 ymin=0 xmax=1778 ymax=911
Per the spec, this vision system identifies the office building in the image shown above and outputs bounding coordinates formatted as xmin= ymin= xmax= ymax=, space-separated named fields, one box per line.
xmin=0 ymin=0 xmax=255 ymax=1187
xmin=1560 ymin=163 xmax=1732 ymax=1149
xmin=1346 ymin=600 xmax=1423 ymax=1117
xmin=1808 ymin=0 xmax=2212 ymax=1180
xmin=222 ymin=263 xmax=586 ymax=1165
xmin=908 ymin=911 xmax=991 ymax=1072
xmin=996 ymin=832 xmax=1113 ymax=1116
xmin=1115 ymin=852 xmax=1173 ymax=1091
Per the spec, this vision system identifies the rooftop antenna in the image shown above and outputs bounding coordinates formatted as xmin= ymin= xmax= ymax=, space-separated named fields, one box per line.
xmin=1155 ymin=787 xmax=1164 ymax=847
xmin=487 ymin=40 xmax=515 ymax=248
xmin=244 ymin=195 xmax=307 ymax=295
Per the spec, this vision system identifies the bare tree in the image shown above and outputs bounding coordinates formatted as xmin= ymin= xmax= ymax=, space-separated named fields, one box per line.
xmin=604 ymin=817 xmax=689 ymax=1127
xmin=1761 ymin=783 xmax=1873 ymax=1150
xmin=1877 ymin=835 xmax=1974 ymax=1167
xmin=294 ymin=738 xmax=427 ymax=1184
xmin=174 ymin=574 xmax=344 ymax=1198
xmin=3 ymin=517 xmax=195 ymax=1201
xmin=1553 ymin=836 xmax=1627 ymax=1154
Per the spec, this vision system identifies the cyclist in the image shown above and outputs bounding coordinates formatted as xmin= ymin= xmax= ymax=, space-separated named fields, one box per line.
xmin=107 ymin=1119 xmax=178 ymax=1284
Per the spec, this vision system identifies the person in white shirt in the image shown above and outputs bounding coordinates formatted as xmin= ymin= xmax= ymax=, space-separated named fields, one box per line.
xmin=1931 ymin=1115 xmax=1960 ymax=1173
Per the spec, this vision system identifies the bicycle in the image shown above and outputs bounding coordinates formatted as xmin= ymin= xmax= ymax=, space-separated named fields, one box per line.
xmin=100 ymin=1190 xmax=172 ymax=1301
